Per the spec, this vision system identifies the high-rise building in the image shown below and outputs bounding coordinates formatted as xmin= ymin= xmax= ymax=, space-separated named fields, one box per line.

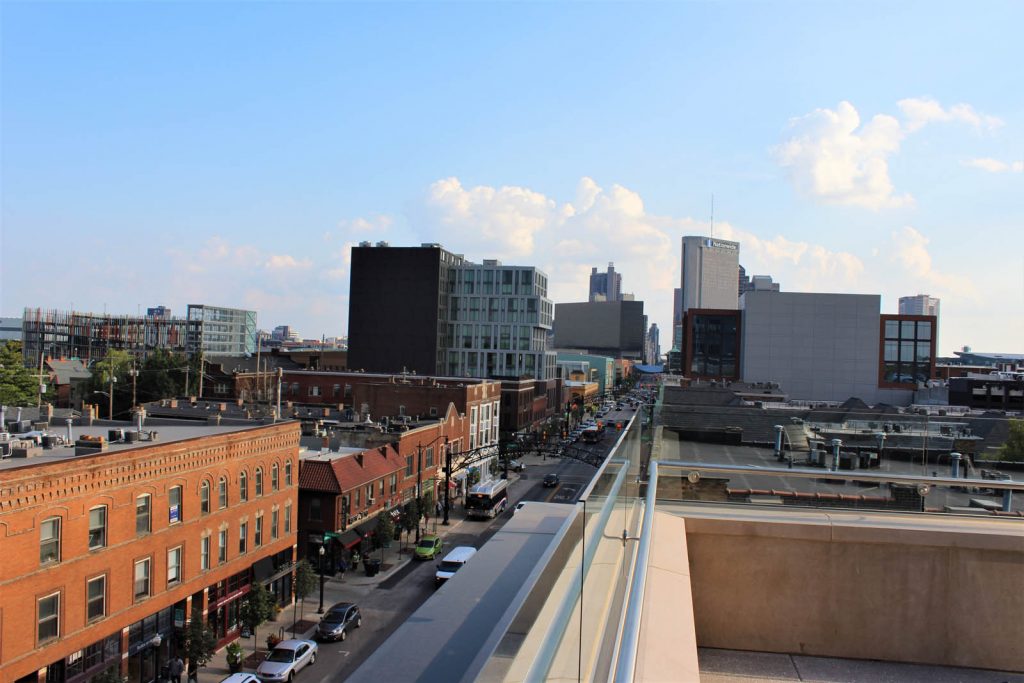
xmin=552 ymin=300 xmax=645 ymax=360
xmin=671 ymin=288 xmax=683 ymax=352
xmin=589 ymin=262 xmax=623 ymax=302
xmin=899 ymin=294 xmax=940 ymax=317
xmin=646 ymin=323 xmax=661 ymax=365
xmin=186 ymin=305 xmax=257 ymax=357
xmin=347 ymin=243 xmax=555 ymax=380
xmin=680 ymin=236 xmax=740 ymax=313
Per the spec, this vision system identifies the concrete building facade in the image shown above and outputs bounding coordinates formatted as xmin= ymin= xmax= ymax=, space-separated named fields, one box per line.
xmin=680 ymin=236 xmax=740 ymax=313
xmin=553 ymin=300 xmax=645 ymax=360
xmin=588 ymin=262 xmax=622 ymax=302
xmin=186 ymin=305 xmax=257 ymax=357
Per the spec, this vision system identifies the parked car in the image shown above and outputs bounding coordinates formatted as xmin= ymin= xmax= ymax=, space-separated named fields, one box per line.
xmin=435 ymin=546 xmax=477 ymax=586
xmin=543 ymin=473 xmax=560 ymax=488
xmin=507 ymin=459 xmax=525 ymax=472
xmin=514 ymin=501 xmax=527 ymax=514
xmin=255 ymin=639 xmax=318 ymax=682
xmin=218 ymin=675 xmax=260 ymax=683
xmin=315 ymin=602 xmax=362 ymax=642
xmin=415 ymin=534 xmax=444 ymax=560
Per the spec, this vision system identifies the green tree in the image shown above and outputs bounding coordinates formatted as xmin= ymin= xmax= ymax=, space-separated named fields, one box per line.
xmin=88 ymin=349 xmax=133 ymax=419
xmin=136 ymin=349 xmax=190 ymax=404
xmin=999 ymin=419 xmax=1024 ymax=462
xmin=375 ymin=511 xmax=395 ymax=549
xmin=292 ymin=559 xmax=317 ymax=626
xmin=400 ymin=500 xmax=418 ymax=549
xmin=0 ymin=341 xmax=42 ymax=406
xmin=90 ymin=667 xmax=126 ymax=683
xmin=182 ymin=612 xmax=217 ymax=675
xmin=238 ymin=583 xmax=275 ymax=654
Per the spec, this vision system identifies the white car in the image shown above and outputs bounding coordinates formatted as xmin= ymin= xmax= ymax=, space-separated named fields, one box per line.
xmin=255 ymin=639 xmax=318 ymax=682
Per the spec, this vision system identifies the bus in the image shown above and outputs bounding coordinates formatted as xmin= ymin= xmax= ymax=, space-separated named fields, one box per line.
xmin=465 ymin=479 xmax=509 ymax=519
xmin=581 ymin=426 xmax=603 ymax=444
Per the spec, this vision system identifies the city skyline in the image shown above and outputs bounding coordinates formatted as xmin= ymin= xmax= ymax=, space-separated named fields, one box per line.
xmin=2 ymin=2 xmax=1022 ymax=356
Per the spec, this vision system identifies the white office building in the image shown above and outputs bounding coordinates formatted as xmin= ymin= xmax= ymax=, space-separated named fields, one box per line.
xmin=899 ymin=294 xmax=940 ymax=317
xmin=681 ymin=236 xmax=740 ymax=313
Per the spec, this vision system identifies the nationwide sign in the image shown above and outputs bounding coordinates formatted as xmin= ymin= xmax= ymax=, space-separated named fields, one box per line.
xmin=705 ymin=238 xmax=738 ymax=250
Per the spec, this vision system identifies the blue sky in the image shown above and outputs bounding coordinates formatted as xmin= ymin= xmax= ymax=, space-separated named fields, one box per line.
xmin=2 ymin=1 xmax=1021 ymax=355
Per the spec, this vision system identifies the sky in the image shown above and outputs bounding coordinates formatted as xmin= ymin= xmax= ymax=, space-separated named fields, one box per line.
xmin=2 ymin=1 xmax=1021 ymax=357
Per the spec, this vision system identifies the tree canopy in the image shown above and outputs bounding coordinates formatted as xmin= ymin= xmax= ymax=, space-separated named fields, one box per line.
xmin=999 ymin=419 xmax=1024 ymax=463
xmin=0 ymin=341 xmax=40 ymax=405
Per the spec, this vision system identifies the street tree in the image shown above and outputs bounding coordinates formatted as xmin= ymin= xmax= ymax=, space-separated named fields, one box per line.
xmin=182 ymin=611 xmax=216 ymax=676
xmin=0 ymin=341 xmax=40 ymax=406
xmin=136 ymin=350 xmax=190 ymax=404
xmin=292 ymin=559 xmax=317 ymax=627
xmin=400 ymin=501 xmax=418 ymax=550
xmin=1000 ymin=420 xmax=1024 ymax=462
xmin=88 ymin=349 xmax=134 ymax=419
xmin=238 ymin=583 xmax=275 ymax=654
xmin=374 ymin=512 xmax=395 ymax=550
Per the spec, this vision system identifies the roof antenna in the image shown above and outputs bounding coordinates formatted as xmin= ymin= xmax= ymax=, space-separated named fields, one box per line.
xmin=710 ymin=193 xmax=715 ymax=238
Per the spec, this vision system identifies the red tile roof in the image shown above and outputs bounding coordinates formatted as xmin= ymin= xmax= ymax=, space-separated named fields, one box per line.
xmin=299 ymin=445 xmax=406 ymax=493
xmin=299 ymin=460 xmax=341 ymax=493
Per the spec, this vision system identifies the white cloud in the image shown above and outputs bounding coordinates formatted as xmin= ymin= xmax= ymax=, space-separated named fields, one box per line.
xmin=776 ymin=98 xmax=1004 ymax=210
xmin=897 ymin=97 xmax=1002 ymax=133
xmin=963 ymin=157 xmax=1024 ymax=173
xmin=887 ymin=226 xmax=979 ymax=301
xmin=774 ymin=101 xmax=912 ymax=210
xmin=264 ymin=254 xmax=312 ymax=270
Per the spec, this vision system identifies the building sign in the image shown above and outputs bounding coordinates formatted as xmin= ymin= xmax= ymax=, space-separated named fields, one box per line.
xmin=169 ymin=505 xmax=180 ymax=524
xmin=705 ymin=238 xmax=738 ymax=251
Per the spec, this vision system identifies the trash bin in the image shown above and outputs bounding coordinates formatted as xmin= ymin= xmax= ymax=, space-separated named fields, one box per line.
xmin=364 ymin=559 xmax=381 ymax=577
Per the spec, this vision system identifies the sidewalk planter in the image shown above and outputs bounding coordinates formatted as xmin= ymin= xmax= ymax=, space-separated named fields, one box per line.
xmin=225 ymin=642 xmax=244 ymax=674
xmin=364 ymin=559 xmax=381 ymax=577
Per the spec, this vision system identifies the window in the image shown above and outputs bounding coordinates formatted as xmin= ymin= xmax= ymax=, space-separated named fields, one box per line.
xmin=169 ymin=486 xmax=182 ymax=524
xmin=285 ymin=460 xmax=293 ymax=486
xmin=271 ymin=463 xmax=279 ymax=491
xmin=38 ymin=593 xmax=60 ymax=643
xmin=201 ymin=536 xmax=210 ymax=571
xmin=309 ymin=497 xmax=322 ymax=521
xmin=134 ymin=558 xmax=150 ymax=601
xmin=218 ymin=477 xmax=228 ymax=509
xmin=255 ymin=468 xmax=264 ymax=496
xmin=88 ymin=506 xmax=107 ymax=550
xmin=254 ymin=516 xmax=263 ymax=547
xmin=239 ymin=471 xmax=248 ymax=502
xmin=40 ymin=516 xmax=61 ymax=564
xmin=167 ymin=547 xmax=182 ymax=586
xmin=136 ymin=495 xmax=151 ymax=535
xmin=406 ymin=455 xmax=414 ymax=477
xmin=284 ymin=503 xmax=292 ymax=534
xmin=426 ymin=446 xmax=434 ymax=468
xmin=271 ymin=509 xmax=279 ymax=540
xmin=200 ymin=481 xmax=210 ymax=514
xmin=239 ymin=522 xmax=248 ymax=554
xmin=218 ymin=529 xmax=227 ymax=564
xmin=87 ymin=576 xmax=106 ymax=621
xmin=389 ymin=474 xmax=397 ymax=495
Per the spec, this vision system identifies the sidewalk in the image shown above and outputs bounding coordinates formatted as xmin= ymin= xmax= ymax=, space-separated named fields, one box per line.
xmin=194 ymin=500 xmax=493 ymax=683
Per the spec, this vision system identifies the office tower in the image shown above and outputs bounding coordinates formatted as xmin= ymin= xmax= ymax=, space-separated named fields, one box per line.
xmin=589 ymin=262 xmax=623 ymax=302
xmin=186 ymin=304 xmax=258 ymax=356
xmin=347 ymin=243 xmax=554 ymax=380
xmin=680 ymin=236 xmax=740 ymax=313
xmin=899 ymin=294 xmax=940 ymax=317
xmin=552 ymin=300 xmax=645 ymax=360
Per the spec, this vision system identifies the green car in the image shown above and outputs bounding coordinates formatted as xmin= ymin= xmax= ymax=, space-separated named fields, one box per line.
xmin=415 ymin=535 xmax=443 ymax=560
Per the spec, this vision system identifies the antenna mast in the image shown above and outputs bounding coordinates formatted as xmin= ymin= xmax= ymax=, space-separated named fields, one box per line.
xmin=710 ymin=193 xmax=715 ymax=238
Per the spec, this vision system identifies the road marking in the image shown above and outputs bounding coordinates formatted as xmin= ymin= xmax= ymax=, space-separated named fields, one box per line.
xmin=337 ymin=650 xmax=350 ymax=656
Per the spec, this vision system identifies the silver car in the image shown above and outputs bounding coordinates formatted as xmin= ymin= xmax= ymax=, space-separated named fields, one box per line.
xmin=255 ymin=639 xmax=317 ymax=682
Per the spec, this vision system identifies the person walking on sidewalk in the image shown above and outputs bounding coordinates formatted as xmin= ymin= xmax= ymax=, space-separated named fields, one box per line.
xmin=167 ymin=655 xmax=184 ymax=683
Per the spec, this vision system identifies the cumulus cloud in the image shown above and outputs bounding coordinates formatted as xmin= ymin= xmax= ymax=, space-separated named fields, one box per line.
xmin=774 ymin=101 xmax=912 ymax=210
xmin=887 ymin=226 xmax=979 ymax=301
xmin=897 ymin=97 xmax=1002 ymax=133
xmin=776 ymin=98 xmax=1004 ymax=209
xmin=264 ymin=254 xmax=312 ymax=270
xmin=962 ymin=158 xmax=1024 ymax=173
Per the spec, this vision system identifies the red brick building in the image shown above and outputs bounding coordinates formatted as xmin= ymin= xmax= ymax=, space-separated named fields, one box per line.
xmin=0 ymin=421 xmax=300 ymax=683
xmin=297 ymin=407 xmax=467 ymax=568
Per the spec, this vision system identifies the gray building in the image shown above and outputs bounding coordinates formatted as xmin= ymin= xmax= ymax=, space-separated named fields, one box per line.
xmin=740 ymin=291 xmax=913 ymax=404
xmin=589 ymin=262 xmax=623 ymax=302
xmin=0 ymin=317 xmax=22 ymax=341
xmin=681 ymin=236 xmax=740 ymax=312
xmin=447 ymin=259 xmax=556 ymax=380
xmin=899 ymin=294 xmax=940 ymax=317
xmin=187 ymin=304 xmax=257 ymax=357
xmin=553 ymin=300 xmax=645 ymax=359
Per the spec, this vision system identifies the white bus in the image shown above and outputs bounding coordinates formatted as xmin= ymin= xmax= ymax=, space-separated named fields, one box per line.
xmin=465 ymin=479 xmax=509 ymax=519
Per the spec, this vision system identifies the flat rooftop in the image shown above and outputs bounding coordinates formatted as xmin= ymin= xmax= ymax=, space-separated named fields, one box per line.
xmin=0 ymin=422 xmax=277 ymax=472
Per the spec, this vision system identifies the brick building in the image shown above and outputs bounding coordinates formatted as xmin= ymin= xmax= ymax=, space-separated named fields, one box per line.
xmin=0 ymin=421 xmax=300 ymax=683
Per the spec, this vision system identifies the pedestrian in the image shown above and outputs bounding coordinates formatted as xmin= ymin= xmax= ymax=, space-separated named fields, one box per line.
xmin=435 ymin=500 xmax=442 ymax=517
xmin=338 ymin=557 xmax=348 ymax=578
xmin=167 ymin=655 xmax=184 ymax=683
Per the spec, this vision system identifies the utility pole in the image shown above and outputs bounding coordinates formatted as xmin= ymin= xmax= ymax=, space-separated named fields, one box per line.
xmin=275 ymin=367 xmax=282 ymax=422
xmin=197 ymin=350 xmax=205 ymax=399
xmin=36 ymin=351 xmax=45 ymax=408
xmin=108 ymin=355 xmax=116 ymax=421
xmin=130 ymin=360 xmax=138 ymax=410
xmin=415 ymin=443 xmax=423 ymax=543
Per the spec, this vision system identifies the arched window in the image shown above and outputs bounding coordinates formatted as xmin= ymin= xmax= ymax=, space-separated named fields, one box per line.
xmin=271 ymin=462 xmax=280 ymax=491
xmin=218 ymin=477 xmax=228 ymax=509
xmin=200 ymin=481 xmax=210 ymax=514
xmin=285 ymin=460 xmax=293 ymax=486
xmin=255 ymin=467 xmax=264 ymax=497
xmin=239 ymin=471 xmax=249 ymax=502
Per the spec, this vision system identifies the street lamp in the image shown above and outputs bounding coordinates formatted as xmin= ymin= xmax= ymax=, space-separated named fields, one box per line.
xmin=317 ymin=545 xmax=325 ymax=614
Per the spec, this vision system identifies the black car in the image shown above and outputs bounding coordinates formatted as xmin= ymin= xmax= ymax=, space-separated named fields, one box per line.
xmin=315 ymin=602 xmax=362 ymax=642
xmin=543 ymin=473 xmax=560 ymax=488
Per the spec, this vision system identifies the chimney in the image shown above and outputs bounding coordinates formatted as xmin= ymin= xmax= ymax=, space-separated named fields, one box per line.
xmin=378 ymin=446 xmax=388 ymax=458
xmin=355 ymin=453 xmax=364 ymax=468
xmin=66 ymin=418 xmax=73 ymax=443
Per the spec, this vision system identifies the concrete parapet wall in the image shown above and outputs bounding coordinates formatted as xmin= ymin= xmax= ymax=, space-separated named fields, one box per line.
xmin=679 ymin=505 xmax=1024 ymax=672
